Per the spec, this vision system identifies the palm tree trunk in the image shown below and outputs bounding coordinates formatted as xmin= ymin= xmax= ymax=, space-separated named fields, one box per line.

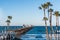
xmin=44 ymin=9 xmax=49 ymax=40
xmin=57 ymin=16 xmax=59 ymax=40
xmin=50 ymin=12 xmax=53 ymax=40
xmin=50 ymin=12 xmax=57 ymax=40
xmin=44 ymin=9 xmax=45 ymax=17
xmin=58 ymin=17 xmax=59 ymax=26
xmin=55 ymin=16 xmax=58 ymax=40
xmin=56 ymin=16 xmax=58 ymax=39
xmin=52 ymin=18 xmax=56 ymax=40
xmin=58 ymin=18 xmax=60 ymax=40
xmin=48 ymin=6 xmax=49 ymax=19
xmin=48 ymin=7 xmax=51 ymax=40
xmin=54 ymin=16 xmax=58 ymax=40
xmin=57 ymin=17 xmax=59 ymax=39
xmin=45 ymin=20 xmax=49 ymax=40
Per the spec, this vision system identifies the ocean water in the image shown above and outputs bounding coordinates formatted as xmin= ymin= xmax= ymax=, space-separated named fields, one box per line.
xmin=21 ymin=26 xmax=59 ymax=40
xmin=0 ymin=26 xmax=59 ymax=40
xmin=0 ymin=26 xmax=22 ymax=32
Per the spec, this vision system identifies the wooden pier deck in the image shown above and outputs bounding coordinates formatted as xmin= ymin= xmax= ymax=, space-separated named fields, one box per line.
xmin=7 ymin=27 xmax=33 ymax=37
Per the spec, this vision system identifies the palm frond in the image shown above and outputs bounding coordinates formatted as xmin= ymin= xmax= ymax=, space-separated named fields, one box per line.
xmin=47 ymin=2 xmax=53 ymax=6
xmin=6 ymin=20 xmax=11 ymax=23
xmin=39 ymin=7 xmax=42 ymax=9
xmin=43 ymin=17 xmax=48 ymax=20
xmin=53 ymin=11 xmax=59 ymax=16
xmin=8 ymin=16 xmax=12 ymax=19
xmin=48 ymin=8 xmax=53 ymax=12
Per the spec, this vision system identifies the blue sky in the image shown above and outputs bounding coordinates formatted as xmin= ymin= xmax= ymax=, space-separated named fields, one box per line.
xmin=0 ymin=0 xmax=60 ymax=26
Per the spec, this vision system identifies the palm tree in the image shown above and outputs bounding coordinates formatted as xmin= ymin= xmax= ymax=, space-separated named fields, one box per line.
xmin=48 ymin=8 xmax=56 ymax=40
xmin=5 ymin=20 xmax=10 ymax=33
xmin=7 ymin=16 xmax=12 ymax=26
xmin=39 ymin=3 xmax=48 ymax=17
xmin=46 ymin=2 xmax=53 ymax=18
xmin=6 ymin=16 xmax=12 ymax=27
xmin=6 ymin=20 xmax=11 ymax=26
xmin=53 ymin=11 xmax=60 ymax=40
xmin=53 ymin=11 xmax=59 ymax=28
xmin=8 ymin=16 xmax=12 ymax=20
xmin=43 ymin=17 xmax=49 ymax=40
xmin=5 ymin=16 xmax=12 ymax=40
xmin=58 ymin=14 xmax=60 ymax=40
xmin=39 ymin=3 xmax=49 ymax=40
